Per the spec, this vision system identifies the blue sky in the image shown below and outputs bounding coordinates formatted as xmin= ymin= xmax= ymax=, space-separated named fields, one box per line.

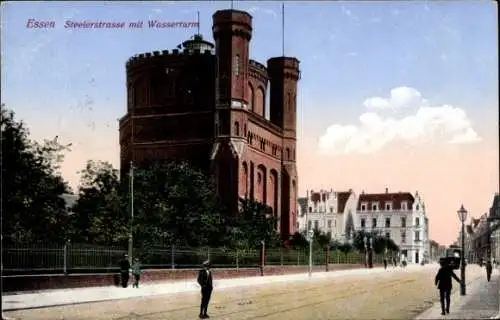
xmin=3 ymin=1 xmax=497 ymax=136
xmin=2 ymin=1 xmax=498 ymax=245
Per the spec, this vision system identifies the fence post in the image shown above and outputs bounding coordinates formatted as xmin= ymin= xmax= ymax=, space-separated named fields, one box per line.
xmin=280 ymin=249 xmax=284 ymax=266
xmin=171 ymin=244 xmax=175 ymax=269
xmin=63 ymin=241 xmax=68 ymax=275
xmin=236 ymin=250 xmax=239 ymax=271
xmin=297 ymin=250 xmax=300 ymax=266
xmin=325 ymin=247 xmax=329 ymax=272
xmin=207 ymin=247 xmax=211 ymax=261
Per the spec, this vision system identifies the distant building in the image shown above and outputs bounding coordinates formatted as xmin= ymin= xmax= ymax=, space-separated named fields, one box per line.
xmin=488 ymin=193 xmax=500 ymax=262
xmin=429 ymin=240 xmax=440 ymax=262
xmin=354 ymin=189 xmax=429 ymax=264
xmin=297 ymin=189 xmax=357 ymax=242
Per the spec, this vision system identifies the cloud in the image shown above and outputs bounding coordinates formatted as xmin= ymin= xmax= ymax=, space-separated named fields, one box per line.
xmin=364 ymin=86 xmax=426 ymax=110
xmin=318 ymin=87 xmax=481 ymax=155
xmin=247 ymin=7 xmax=277 ymax=17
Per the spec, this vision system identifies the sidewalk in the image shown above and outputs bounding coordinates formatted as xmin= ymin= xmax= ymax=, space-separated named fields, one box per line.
xmin=415 ymin=267 xmax=500 ymax=319
xmin=2 ymin=264 xmax=430 ymax=311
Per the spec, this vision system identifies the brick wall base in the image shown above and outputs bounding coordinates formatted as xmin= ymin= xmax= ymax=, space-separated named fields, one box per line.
xmin=2 ymin=264 xmax=381 ymax=292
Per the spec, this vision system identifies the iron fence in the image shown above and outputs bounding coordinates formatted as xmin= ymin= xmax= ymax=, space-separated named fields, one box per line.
xmin=2 ymin=243 xmax=366 ymax=275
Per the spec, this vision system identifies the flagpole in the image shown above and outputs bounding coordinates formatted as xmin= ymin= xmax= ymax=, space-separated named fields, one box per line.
xmin=197 ymin=11 xmax=200 ymax=35
xmin=128 ymin=161 xmax=134 ymax=265
xmin=282 ymin=3 xmax=285 ymax=57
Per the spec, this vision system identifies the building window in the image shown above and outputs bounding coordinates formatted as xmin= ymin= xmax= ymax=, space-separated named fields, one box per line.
xmin=415 ymin=217 xmax=420 ymax=227
xmin=385 ymin=232 xmax=390 ymax=239
xmin=385 ymin=218 xmax=391 ymax=228
xmin=401 ymin=231 xmax=406 ymax=243
xmin=308 ymin=220 xmax=312 ymax=230
xmin=416 ymin=204 xmax=420 ymax=211
xmin=234 ymin=121 xmax=240 ymax=136
xmin=361 ymin=219 xmax=366 ymax=228
xmin=361 ymin=204 xmax=366 ymax=211
xmin=334 ymin=219 xmax=337 ymax=227
xmin=233 ymin=55 xmax=240 ymax=76
xmin=314 ymin=220 xmax=319 ymax=230
xmin=328 ymin=220 xmax=332 ymax=229
xmin=257 ymin=172 xmax=262 ymax=184
xmin=372 ymin=204 xmax=378 ymax=211
xmin=286 ymin=148 xmax=290 ymax=160
xmin=401 ymin=217 xmax=406 ymax=228
xmin=385 ymin=203 xmax=391 ymax=210
xmin=401 ymin=202 xmax=407 ymax=210
xmin=330 ymin=207 xmax=333 ymax=213
xmin=372 ymin=218 xmax=377 ymax=228
xmin=309 ymin=207 xmax=312 ymax=213
xmin=415 ymin=231 xmax=420 ymax=241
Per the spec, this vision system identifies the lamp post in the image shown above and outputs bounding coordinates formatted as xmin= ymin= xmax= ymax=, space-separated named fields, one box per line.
xmin=308 ymin=229 xmax=314 ymax=278
xmin=363 ymin=236 xmax=368 ymax=268
xmin=368 ymin=237 xmax=374 ymax=268
xmin=457 ymin=204 xmax=468 ymax=296
xmin=128 ymin=161 xmax=134 ymax=265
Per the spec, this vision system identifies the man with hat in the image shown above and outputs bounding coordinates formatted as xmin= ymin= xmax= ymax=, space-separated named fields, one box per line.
xmin=119 ymin=254 xmax=131 ymax=288
xmin=197 ymin=260 xmax=213 ymax=318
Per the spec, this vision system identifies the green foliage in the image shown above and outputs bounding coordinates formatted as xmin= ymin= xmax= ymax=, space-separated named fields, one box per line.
xmin=1 ymin=105 xmax=71 ymax=244
xmin=352 ymin=230 xmax=400 ymax=254
xmin=227 ymin=198 xmax=281 ymax=249
xmin=131 ymin=161 xmax=226 ymax=249
xmin=70 ymin=160 xmax=129 ymax=245
xmin=288 ymin=232 xmax=309 ymax=249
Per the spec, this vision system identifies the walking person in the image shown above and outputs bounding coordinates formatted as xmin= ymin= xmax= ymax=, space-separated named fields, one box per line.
xmin=486 ymin=260 xmax=493 ymax=282
xmin=119 ymin=254 xmax=131 ymax=288
xmin=132 ymin=257 xmax=143 ymax=288
xmin=435 ymin=258 xmax=461 ymax=315
xmin=383 ymin=257 xmax=388 ymax=270
xmin=197 ymin=260 xmax=213 ymax=319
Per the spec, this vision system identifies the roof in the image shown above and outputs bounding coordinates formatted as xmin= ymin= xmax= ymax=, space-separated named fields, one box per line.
xmin=357 ymin=192 xmax=415 ymax=211
xmin=337 ymin=191 xmax=352 ymax=213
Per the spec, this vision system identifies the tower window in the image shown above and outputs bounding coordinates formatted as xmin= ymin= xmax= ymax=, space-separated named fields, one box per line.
xmin=234 ymin=122 xmax=240 ymax=136
xmin=233 ymin=55 xmax=240 ymax=77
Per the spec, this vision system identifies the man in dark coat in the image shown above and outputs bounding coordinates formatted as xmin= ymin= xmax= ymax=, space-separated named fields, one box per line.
xmin=486 ymin=260 xmax=493 ymax=282
xmin=435 ymin=258 xmax=461 ymax=315
xmin=197 ymin=260 xmax=213 ymax=319
xmin=119 ymin=254 xmax=131 ymax=288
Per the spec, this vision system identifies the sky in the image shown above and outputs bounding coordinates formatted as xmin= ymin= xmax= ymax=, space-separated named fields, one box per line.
xmin=2 ymin=1 xmax=498 ymax=246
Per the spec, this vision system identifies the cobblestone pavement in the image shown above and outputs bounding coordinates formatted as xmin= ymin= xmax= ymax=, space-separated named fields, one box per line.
xmin=4 ymin=266 xmax=483 ymax=320
xmin=416 ymin=268 xmax=499 ymax=319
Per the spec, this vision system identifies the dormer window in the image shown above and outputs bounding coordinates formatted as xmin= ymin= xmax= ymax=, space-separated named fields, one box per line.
xmin=385 ymin=202 xmax=392 ymax=211
xmin=372 ymin=204 xmax=378 ymax=211
xmin=401 ymin=201 xmax=407 ymax=210
xmin=416 ymin=204 xmax=420 ymax=211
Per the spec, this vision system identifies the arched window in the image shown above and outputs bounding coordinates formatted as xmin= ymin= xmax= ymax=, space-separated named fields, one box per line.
xmin=286 ymin=148 xmax=291 ymax=160
xmin=233 ymin=55 xmax=240 ymax=77
xmin=234 ymin=121 xmax=240 ymax=136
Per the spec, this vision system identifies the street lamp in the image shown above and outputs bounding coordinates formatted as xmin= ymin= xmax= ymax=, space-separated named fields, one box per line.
xmin=363 ymin=236 xmax=368 ymax=268
xmin=308 ymin=229 xmax=314 ymax=278
xmin=457 ymin=204 xmax=468 ymax=296
xmin=128 ymin=161 xmax=135 ymax=265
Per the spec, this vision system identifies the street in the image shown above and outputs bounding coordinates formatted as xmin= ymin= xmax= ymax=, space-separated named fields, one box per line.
xmin=5 ymin=265 xmax=490 ymax=320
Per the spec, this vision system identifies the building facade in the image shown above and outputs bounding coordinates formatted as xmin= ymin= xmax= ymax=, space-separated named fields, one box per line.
xmin=119 ymin=9 xmax=300 ymax=238
xmin=488 ymin=194 xmax=500 ymax=262
xmin=297 ymin=189 xmax=357 ymax=241
xmin=354 ymin=189 xmax=429 ymax=264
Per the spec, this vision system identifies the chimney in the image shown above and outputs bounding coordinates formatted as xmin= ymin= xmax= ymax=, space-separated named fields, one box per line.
xmin=385 ymin=188 xmax=388 ymax=194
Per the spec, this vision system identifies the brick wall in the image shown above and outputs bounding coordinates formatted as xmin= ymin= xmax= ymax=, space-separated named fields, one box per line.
xmin=2 ymin=264 xmax=378 ymax=293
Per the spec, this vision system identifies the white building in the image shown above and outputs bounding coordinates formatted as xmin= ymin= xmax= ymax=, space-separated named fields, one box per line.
xmin=297 ymin=189 xmax=357 ymax=242
xmin=354 ymin=189 xmax=429 ymax=264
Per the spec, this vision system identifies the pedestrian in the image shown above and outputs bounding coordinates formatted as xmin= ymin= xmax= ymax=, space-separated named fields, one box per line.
xmin=383 ymin=257 xmax=387 ymax=269
xmin=435 ymin=258 xmax=461 ymax=315
xmin=197 ymin=260 xmax=213 ymax=319
xmin=119 ymin=254 xmax=131 ymax=288
xmin=486 ymin=260 xmax=493 ymax=282
xmin=132 ymin=257 xmax=143 ymax=288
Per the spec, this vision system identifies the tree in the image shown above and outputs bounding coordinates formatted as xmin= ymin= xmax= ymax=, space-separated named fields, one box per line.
xmin=1 ymin=106 xmax=71 ymax=244
xmin=228 ymin=198 xmax=281 ymax=249
xmin=288 ymin=232 xmax=309 ymax=249
xmin=352 ymin=230 xmax=400 ymax=254
xmin=130 ymin=161 xmax=226 ymax=250
xmin=70 ymin=160 xmax=129 ymax=245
